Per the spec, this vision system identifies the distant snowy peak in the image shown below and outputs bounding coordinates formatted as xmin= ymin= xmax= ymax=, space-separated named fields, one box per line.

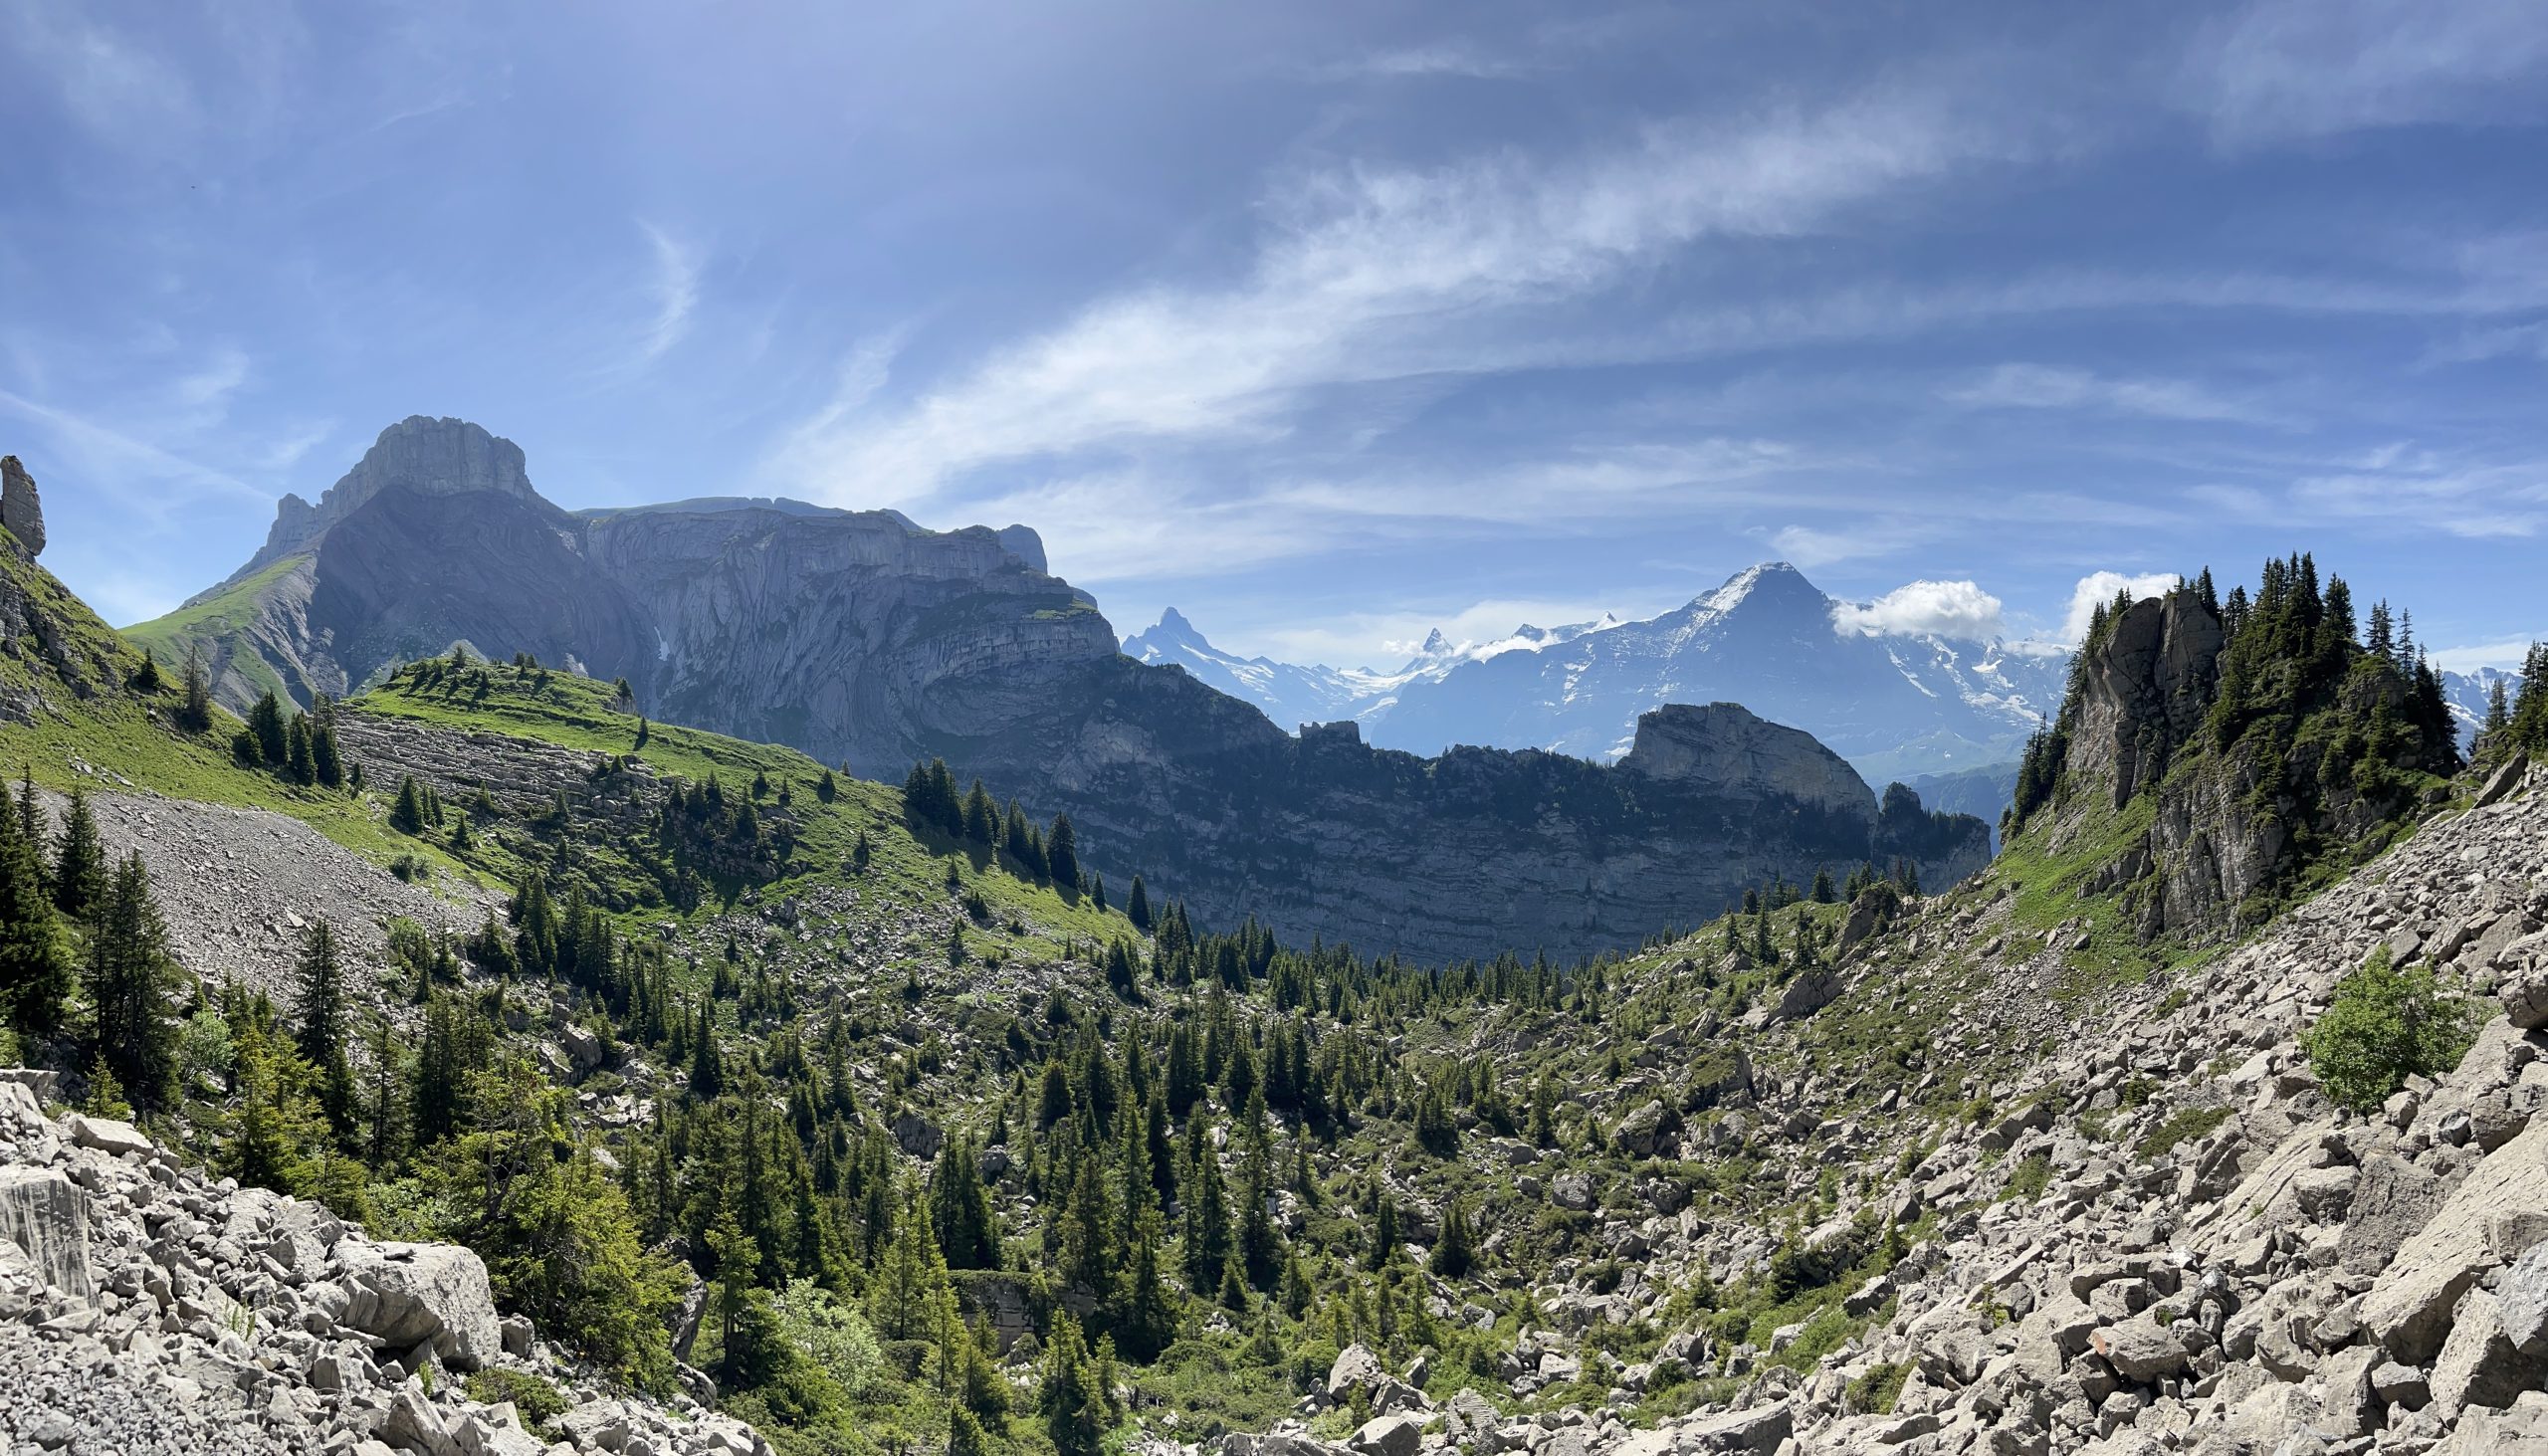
xmin=1127 ymin=565 xmax=2078 ymax=796
xmin=2442 ymin=667 xmax=2526 ymax=751
xmin=1123 ymin=610 xmax=1369 ymax=730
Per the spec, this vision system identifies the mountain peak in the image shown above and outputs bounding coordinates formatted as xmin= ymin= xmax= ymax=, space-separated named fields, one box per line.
xmin=229 ymin=417 xmax=546 ymax=585
xmin=1158 ymin=607 xmax=1194 ymax=632
xmin=1419 ymin=628 xmax=1451 ymax=655
xmin=1695 ymin=560 xmax=1824 ymax=617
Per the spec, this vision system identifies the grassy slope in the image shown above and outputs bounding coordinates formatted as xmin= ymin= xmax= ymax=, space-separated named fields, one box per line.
xmin=0 ymin=548 xmax=452 ymax=874
xmin=345 ymin=661 xmax=1133 ymax=957
xmin=120 ymin=555 xmax=303 ymax=704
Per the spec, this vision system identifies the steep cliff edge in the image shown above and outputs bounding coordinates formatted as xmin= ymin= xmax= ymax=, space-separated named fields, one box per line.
xmin=2006 ymin=559 xmax=2461 ymax=944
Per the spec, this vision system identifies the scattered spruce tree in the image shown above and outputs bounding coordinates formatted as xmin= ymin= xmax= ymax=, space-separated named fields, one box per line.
xmin=0 ymin=796 xmax=70 ymax=1038
xmin=176 ymin=648 xmax=214 ymax=732
xmin=87 ymin=853 xmax=179 ymax=1108
xmin=50 ymin=786 xmax=106 ymax=922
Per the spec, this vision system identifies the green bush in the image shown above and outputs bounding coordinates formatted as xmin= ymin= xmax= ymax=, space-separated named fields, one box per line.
xmin=2300 ymin=947 xmax=2477 ymax=1114
xmin=466 ymin=1368 xmax=569 ymax=1434
xmin=1846 ymin=1360 xmax=1908 ymax=1415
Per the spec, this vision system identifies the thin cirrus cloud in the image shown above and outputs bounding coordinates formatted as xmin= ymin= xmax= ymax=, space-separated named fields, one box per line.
xmin=636 ymin=223 xmax=702 ymax=364
xmin=2187 ymin=0 xmax=2548 ymax=144
xmin=767 ymin=83 xmax=2023 ymax=515
xmin=1944 ymin=363 xmax=2285 ymax=427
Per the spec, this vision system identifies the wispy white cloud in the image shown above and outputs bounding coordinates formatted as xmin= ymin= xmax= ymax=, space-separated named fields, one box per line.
xmin=1318 ymin=43 xmax=1533 ymax=83
xmin=0 ymin=7 xmax=202 ymax=159
xmin=770 ymin=83 xmax=2025 ymax=510
xmin=2186 ymin=0 xmax=2548 ymax=144
xmin=1831 ymin=580 xmax=2006 ymax=640
xmin=1944 ymin=362 xmax=2284 ymax=426
xmin=1768 ymin=521 xmax=1920 ymax=569
xmin=637 ymin=222 xmax=702 ymax=363
xmin=2059 ymin=570 xmax=2183 ymax=644
xmin=0 ymin=385 xmax=264 ymax=514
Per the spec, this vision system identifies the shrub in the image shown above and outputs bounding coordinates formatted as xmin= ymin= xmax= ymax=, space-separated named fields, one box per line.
xmin=1847 ymin=1360 xmax=1908 ymax=1415
xmin=2300 ymin=947 xmax=2477 ymax=1114
xmin=466 ymin=1369 xmax=569 ymax=1434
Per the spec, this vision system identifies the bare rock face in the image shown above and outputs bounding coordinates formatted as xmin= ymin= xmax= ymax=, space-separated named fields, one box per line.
xmin=234 ymin=416 xmax=537 ymax=581
xmin=0 ymin=456 xmax=43 ymax=558
xmin=1620 ymin=702 xmax=1876 ymax=825
xmin=2067 ymin=593 xmax=2223 ymax=806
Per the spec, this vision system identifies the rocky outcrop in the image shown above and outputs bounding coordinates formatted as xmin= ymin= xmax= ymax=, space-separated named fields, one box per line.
xmin=2030 ymin=583 xmax=2455 ymax=942
xmin=1 ymin=456 xmax=44 ymax=558
xmin=339 ymin=1243 xmax=504 ymax=1370
xmin=2064 ymin=592 xmax=2222 ymax=807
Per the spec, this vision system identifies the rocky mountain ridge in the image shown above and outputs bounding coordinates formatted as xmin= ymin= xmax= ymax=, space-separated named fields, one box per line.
xmin=127 ymin=419 xmax=1986 ymax=961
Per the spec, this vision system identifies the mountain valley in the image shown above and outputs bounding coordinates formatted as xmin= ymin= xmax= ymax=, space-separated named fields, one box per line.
xmin=0 ymin=434 xmax=2534 ymax=1456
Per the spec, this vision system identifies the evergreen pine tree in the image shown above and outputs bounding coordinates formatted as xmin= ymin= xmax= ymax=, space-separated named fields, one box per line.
xmin=1047 ymin=814 xmax=1080 ymax=891
xmin=285 ymin=715 xmax=317 ymax=785
xmin=177 ymin=648 xmax=214 ymax=732
xmin=248 ymin=691 xmax=290 ymax=768
xmin=1037 ymin=1315 xmax=1111 ymax=1456
xmin=389 ymin=776 xmax=428 ymax=833
xmin=87 ymin=853 xmax=178 ymax=1106
xmin=1127 ymin=874 xmax=1153 ymax=934
xmin=293 ymin=919 xmax=356 ymax=1137
xmin=312 ymin=712 xmax=344 ymax=788
xmin=1095 ymin=1198 xmax=1168 ymax=1357
xmin=1429 ymin=1198 xmax=1476 ymax=1278
xmin=50 ymin=786 xmax=106 ymax=922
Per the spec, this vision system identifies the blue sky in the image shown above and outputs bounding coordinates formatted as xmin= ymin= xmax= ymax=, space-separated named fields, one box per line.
xmin=3 ymin=1 xmax=2544 ymax=672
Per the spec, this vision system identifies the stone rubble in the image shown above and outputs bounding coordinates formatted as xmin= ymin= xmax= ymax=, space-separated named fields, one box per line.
xmin=1209 ymin=769 xmax=2548 ymax=1455
xmin=0 ymin=1083 xmax=765 ymax=1456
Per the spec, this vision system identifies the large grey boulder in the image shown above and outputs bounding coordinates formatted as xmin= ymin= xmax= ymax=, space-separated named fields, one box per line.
xmin=2498 ymin=1241 xmax=2548 ymax=1351
xmin=0 ymin=1167 xmax=92 ymax=1300
xmin=339 ymin=1242 xmax=503 ymax=1370
xmin=67 ymin=1115 xmax=152 ymax=1157
xmin=1348 ymin=1414 xmax=1420 ymax=1456
xmin=2090 ymin=1318 xmax=2189 ymax=1382
xmin=1679 ymin=1401 xmax=1793 ymax=1454
xmin=2342 ymin=1156 xmax=2447 ymax=1275
xmin=2430 ymin=1290 xmax=2548 ymax=1415
xmin=1327 ymin=1342 xmax=1387 ymax=1400
xmin=2364 ymin=1118 xmax=2548 ymax=1362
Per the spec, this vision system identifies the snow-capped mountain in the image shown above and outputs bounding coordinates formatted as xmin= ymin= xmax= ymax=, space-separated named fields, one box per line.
xmin=2442 ymin=667 xmax=2526 ymax=751
xmin=1123 ymin=608 xmax=1441 ymax=730
xmin=1134 ymin=563 xmax=2072 ymax=787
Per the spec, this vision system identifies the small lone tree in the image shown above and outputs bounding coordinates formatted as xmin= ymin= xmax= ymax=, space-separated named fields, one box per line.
xmin=2302 ymin=946 xmax=2477 ymax=1113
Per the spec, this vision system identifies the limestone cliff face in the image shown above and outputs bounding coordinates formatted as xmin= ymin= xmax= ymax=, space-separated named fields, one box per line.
xmin=147 ymin=416 xmax=1992 ymax=960
xmin=920 ymin=684 xmax=1989 ymax=959
xmin=2065 ymin=593 xmax=2224 ymax=808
